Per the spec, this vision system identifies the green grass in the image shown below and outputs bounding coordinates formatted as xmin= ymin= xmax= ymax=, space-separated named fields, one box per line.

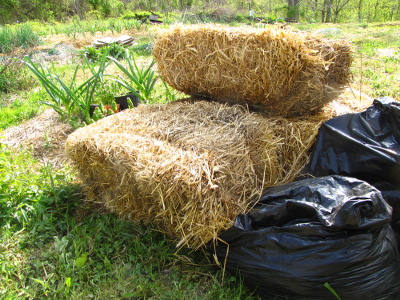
xmin=291 ymin=22 xmax=400 ymax=100
xmin=0 ymin=91 xmax=46 ymax=130
xmin=0 ymin=24 xmax=41 ymax=54
xmin=0 ymin=148 xmax=259 ymax=299
xmin=348 ymin=25 xmax=400 ymax=99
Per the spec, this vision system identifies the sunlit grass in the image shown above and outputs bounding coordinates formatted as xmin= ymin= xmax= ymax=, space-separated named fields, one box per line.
xmin=0 ymin=148 xmax=259 ymax=299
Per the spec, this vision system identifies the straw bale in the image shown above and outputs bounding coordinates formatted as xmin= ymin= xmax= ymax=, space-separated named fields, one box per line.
xmin=153 ymin=25 xmax=352 ymax=117
xmin=66 ymin=100 xmax=322 ymax=249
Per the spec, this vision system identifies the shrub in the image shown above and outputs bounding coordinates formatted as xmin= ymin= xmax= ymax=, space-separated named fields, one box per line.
xmin=133 ymin=11 xmax=152 ymax=21
xmin=235 ymin=13 xmax=246 ymax=22
xmin=121 ymin=12 xmax=136 ymax=20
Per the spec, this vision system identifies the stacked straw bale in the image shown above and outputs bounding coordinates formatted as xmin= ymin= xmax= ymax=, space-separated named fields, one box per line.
xmin=153 ymin=25 xmax=352 ymax=117
xmin=66 ymin=100 xmax=321 ymax=249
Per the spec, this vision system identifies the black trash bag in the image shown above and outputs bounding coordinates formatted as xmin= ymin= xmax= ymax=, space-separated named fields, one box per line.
xmin=215 ymin=176 xmax=400 ymax=300
xmin=305 ymin=97 xmax=400 ymax=228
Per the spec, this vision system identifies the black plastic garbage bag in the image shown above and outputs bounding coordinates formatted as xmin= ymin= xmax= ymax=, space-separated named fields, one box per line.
xmin=305 ymin=97 xmax=400 ymax=227
xmin=215 ymin=176 xmax=400 ymax=300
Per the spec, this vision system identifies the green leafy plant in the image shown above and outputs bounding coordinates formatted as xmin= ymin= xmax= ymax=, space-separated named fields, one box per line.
xmin=80 ymin=46 xmax=101 ymax=63
xmin=0 ymin=58 xmax=21 ymax=93
xmin=121 ymin=12 xmax=136 ymax=20
xmin=105 ymin=42 xmax=126 ymax=60
xmin=94 ymin=81 xmax=122 ymax=105
xmin=162 ymin=81 xmax=178 ymax=103
xmin=24 ymin=50 xmax=110 ymax=125
xmin=109 ymin=50 xmax=157 ymax=103
xmin=81 ymin=43 xmax=127 ymax=64
xmin=15 ymin=24 xmax=42 ymax=49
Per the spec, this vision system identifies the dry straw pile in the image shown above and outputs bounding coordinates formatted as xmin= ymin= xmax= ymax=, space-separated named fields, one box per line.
xmin=153 ymin=25 xmax=352 ymax=117
xmin=66 ymin=100 xmax=321 ymax=249
xmin=1 ymin=109 xmax=73 ymax=165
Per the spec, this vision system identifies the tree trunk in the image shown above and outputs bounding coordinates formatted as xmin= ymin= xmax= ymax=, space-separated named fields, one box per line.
xmin=312 ymin=0 xmax=318 ymax=11
xmin=332 ymin=0 xmax=351 ymax=23
xmin=373 ymin=0 xmax=379 ymax=21
xmin=358 ymin=0 xmax=363 ymax=23
xmin=287 ymin=0 xmax=301 ymax=22
xmin=267 ymin=0 xmax=272 ymax=12
xmin=321 ymin=0 xmax=332 ymax=22
xmin=75 ymin=0 xmax=84 ymax=20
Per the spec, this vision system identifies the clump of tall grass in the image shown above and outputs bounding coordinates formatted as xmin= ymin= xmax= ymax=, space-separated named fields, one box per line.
xmin=0 ymin=60 xmax=33 ymax=94
xmin=0 ymin=24 xmax=41 ymax=54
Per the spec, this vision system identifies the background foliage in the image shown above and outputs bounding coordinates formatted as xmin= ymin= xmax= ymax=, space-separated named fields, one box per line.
xmin=0 ymin=0 xmax=399 ymax=24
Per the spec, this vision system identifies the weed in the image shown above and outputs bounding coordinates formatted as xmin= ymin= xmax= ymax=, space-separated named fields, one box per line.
xmin=0 ymin=63 xmax=21 ymax=93
xmin=47 ymin=48 xmax=60 ymax=55
xmin=93 ymin=81 xmax=123 ymax=105
xmin=324 ymin=282 xmax=341 ymax=300
xmin=105 ymin=43 xmax=126 ymax=60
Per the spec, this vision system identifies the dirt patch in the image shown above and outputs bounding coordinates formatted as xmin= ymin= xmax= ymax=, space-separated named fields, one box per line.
xmin=1 ymin=109 xmax=74 ymax=166
xmin=373 ymin=22 xmax=400 ymax=27
xmin=30 ymin=43 xmax=79 ymax=64
xmin=376 ymin=48 xmax=400 ymax=58
xmin=41 ymin=29 xmax=142 ymax=49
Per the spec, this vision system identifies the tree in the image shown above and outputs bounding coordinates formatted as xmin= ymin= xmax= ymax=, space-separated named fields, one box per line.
xmin=357 ymin=0 xmax=364 ymax=22
xmin=74 ymin=0 xmax=85 ymax=20
xmin=287 ymin=0 xmax=301 ymax=21
xmin=0 ymin=0 xmax=20 ymax=23
xmin=331 ymin=0 xmax=352 ymax=22
xmin=321 ymin=0 xmax=332 ymax=22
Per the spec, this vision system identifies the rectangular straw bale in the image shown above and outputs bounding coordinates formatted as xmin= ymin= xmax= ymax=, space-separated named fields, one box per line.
xmin=66 ymin=101 xmax=321 ymax=249
xmin=153 ymin=25 xmax=352 ymax=117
